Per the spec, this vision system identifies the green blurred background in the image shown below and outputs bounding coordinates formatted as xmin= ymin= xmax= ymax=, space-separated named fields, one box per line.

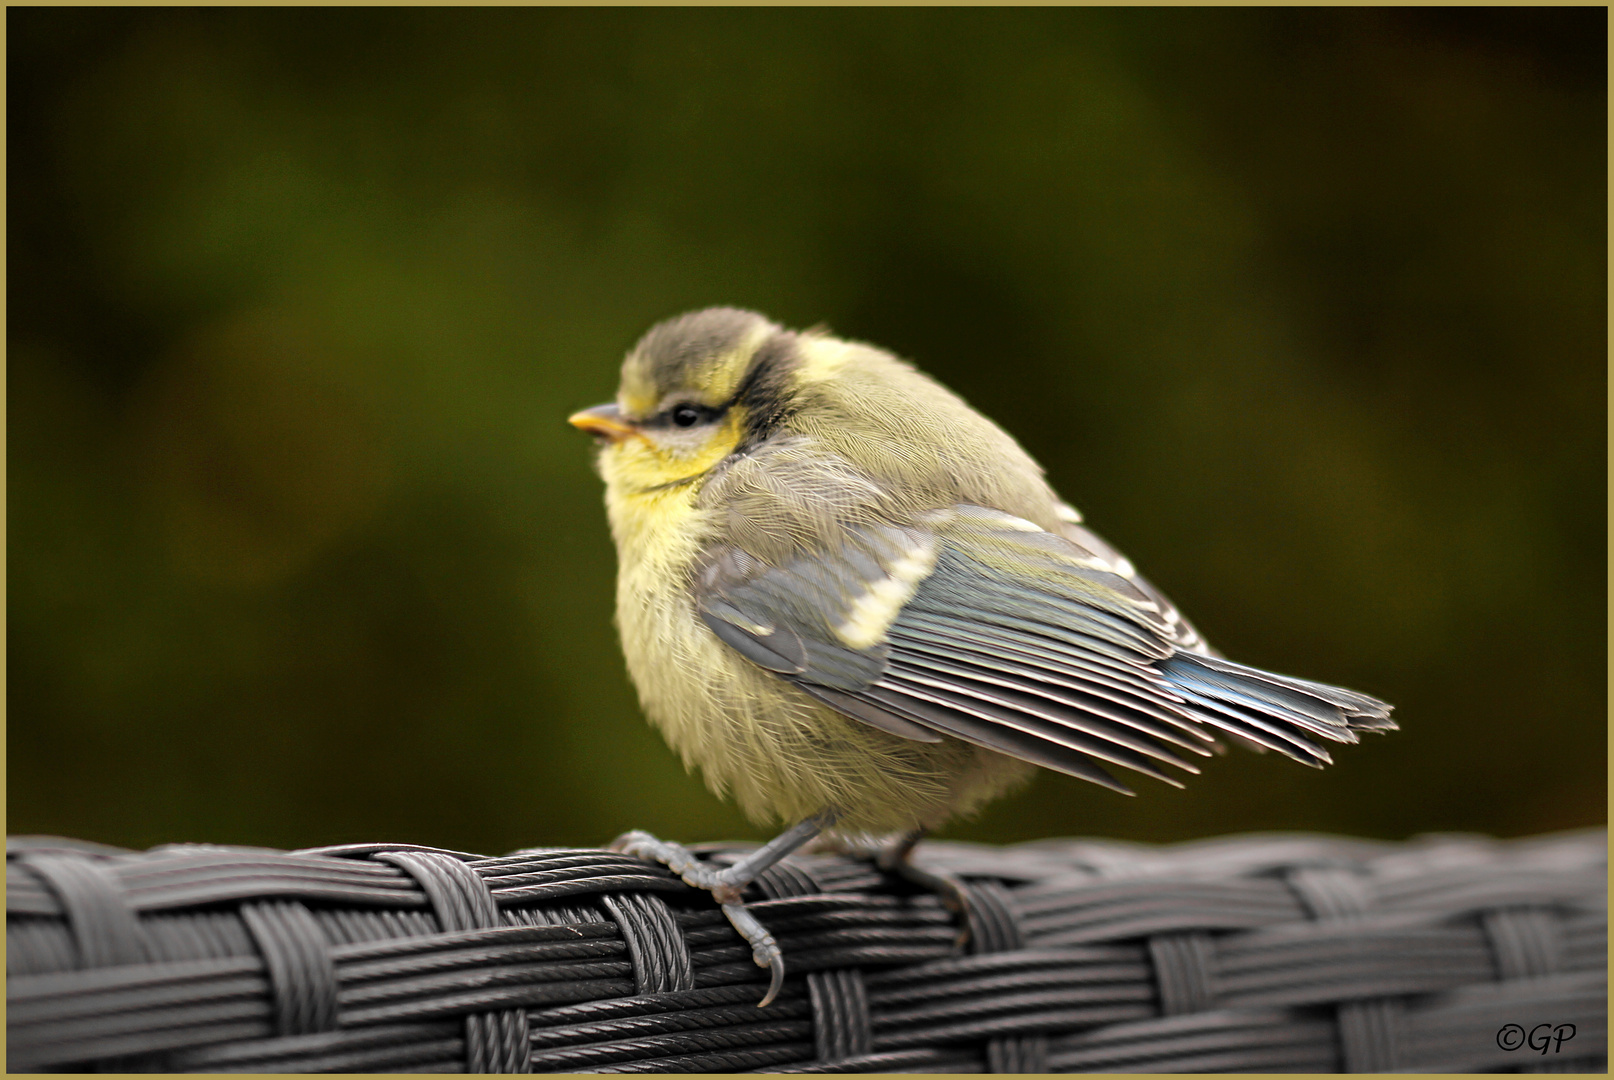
xmin=9 ymin=8 xmax=1605 ymax=855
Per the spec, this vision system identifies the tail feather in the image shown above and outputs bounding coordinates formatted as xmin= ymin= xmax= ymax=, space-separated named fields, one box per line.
xmin=1160 ymin=651 xmax=1395 ymax=766
xmin=1168 ymin=682 xmax=1338 ymax=765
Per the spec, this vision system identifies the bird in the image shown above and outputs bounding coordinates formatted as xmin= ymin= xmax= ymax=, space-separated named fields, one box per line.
xmin=570 ymin=307 xmax=1394 ymax=1005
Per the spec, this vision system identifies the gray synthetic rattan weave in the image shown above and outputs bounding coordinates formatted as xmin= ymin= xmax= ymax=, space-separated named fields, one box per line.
xmin=6 ymin=829 xmax=1605 ymax=1073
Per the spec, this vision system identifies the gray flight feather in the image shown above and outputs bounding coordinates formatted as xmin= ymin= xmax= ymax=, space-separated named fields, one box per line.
xmin=694 ymin=501 xmax=1394 ymax=793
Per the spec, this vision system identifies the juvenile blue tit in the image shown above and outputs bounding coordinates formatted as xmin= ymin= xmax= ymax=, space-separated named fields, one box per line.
xmin=571 ymin=308 xmax=1394 ymax=1004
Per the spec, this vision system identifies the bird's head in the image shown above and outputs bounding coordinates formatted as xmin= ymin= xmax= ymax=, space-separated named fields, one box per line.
xmin=570 ymin=307 xmax=804 ymax=495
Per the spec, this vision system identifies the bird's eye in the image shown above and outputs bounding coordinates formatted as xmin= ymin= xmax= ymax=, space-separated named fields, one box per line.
xmin=671 ymin=404 xmax=703 ymax=428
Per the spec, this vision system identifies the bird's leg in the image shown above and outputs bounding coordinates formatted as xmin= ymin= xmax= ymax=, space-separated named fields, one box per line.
xmin=879 ymin=827 xmax=974 ymax=947
xmin=611 ymin=808 xmax=838 ymax=1007
xmin=877 ymin=826 xmax=927 ymax=872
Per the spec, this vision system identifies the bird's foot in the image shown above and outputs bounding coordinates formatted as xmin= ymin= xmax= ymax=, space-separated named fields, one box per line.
xmin=611 ymin=830 xmax=734 ymax=895
xmin=610 ymin=817 xmax=836 ymax=1007
xmin=877 ymin=831 xmax=974 ymax=949
xmin=717 ymin=901 xmax=786 ymax=1007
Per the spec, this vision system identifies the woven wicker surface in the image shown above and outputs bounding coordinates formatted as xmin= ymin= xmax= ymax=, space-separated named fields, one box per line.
xmin=7 ymin=828 xmax=1605 ymax=1073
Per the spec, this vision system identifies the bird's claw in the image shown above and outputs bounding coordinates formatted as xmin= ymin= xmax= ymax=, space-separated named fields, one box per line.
xmin=611 ymin=830 xmax=725 ymax=892
xmin=611 ymin=830 xmax=785 ymax=1007
xmin=723 ymin=901 xmax=786 ymax=1007
xmin=879 ymin=843 xmax=974 ymax=949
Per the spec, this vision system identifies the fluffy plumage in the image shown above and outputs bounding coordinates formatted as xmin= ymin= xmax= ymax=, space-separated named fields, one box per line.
xmin=575 ymin=308 xmax=1395 ymax=837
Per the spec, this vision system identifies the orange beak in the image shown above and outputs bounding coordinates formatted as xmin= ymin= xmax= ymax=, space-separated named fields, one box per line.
xmin=568 ymin=403 xmax=638 ymax=443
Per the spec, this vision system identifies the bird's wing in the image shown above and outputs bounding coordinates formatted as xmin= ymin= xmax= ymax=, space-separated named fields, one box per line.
xmin=1042 ymin=505 xmax=1395 ymax=756
xmin=695 ymin=505 xmax=1230 ymax=794
xmin=1050 ymin=500 xmax=1214 ymax=656
xmin=697 ymin=502 xmax=1391 ymax=793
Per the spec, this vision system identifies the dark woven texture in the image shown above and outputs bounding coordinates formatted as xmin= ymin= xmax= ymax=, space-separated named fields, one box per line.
xmin=7 ymin=829 xmax=1605 ymax=1073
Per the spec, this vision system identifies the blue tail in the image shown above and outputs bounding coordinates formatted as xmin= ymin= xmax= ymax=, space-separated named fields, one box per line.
xmin=1159 ymin=651 xmax=1395 ymax=766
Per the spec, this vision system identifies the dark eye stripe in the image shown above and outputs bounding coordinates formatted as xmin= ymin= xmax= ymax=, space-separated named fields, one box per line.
xmin=733 ymin=331 xmax=800 ymax=450
xmin=648 ymin=402 xmax=725 ymax=429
